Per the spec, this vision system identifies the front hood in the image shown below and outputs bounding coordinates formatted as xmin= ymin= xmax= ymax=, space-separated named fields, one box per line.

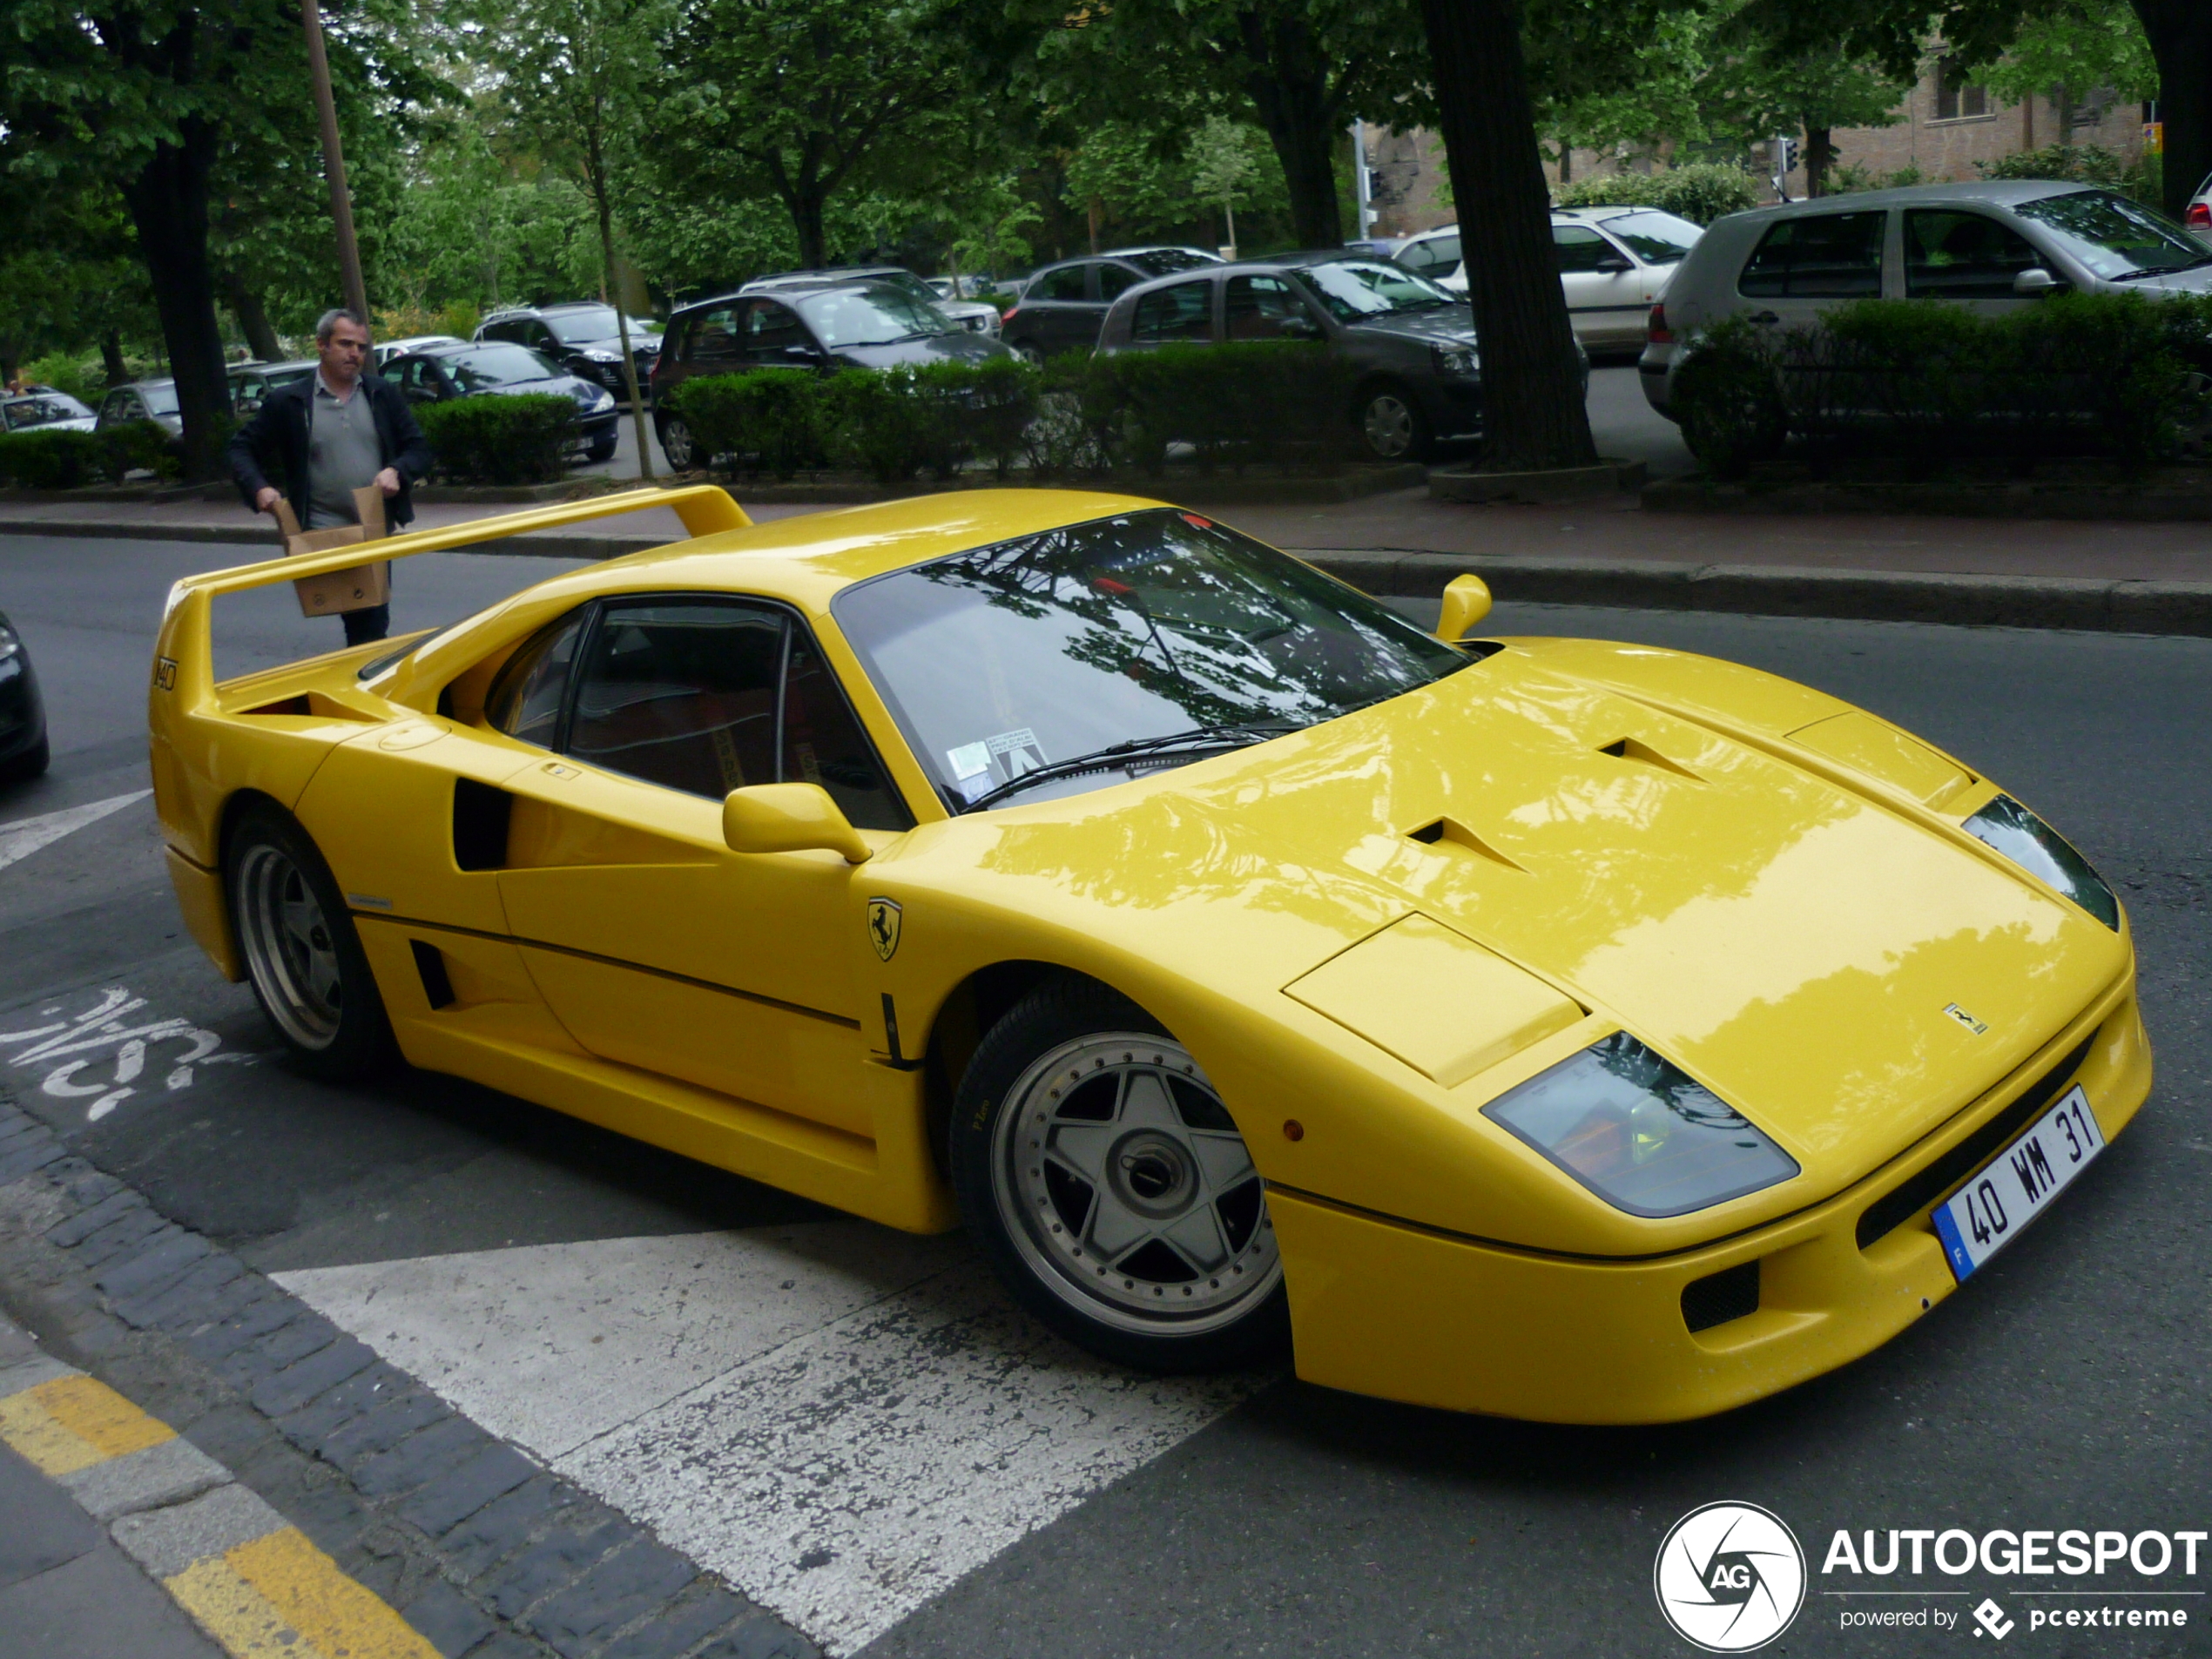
xmin=570 ymin=332 xmax=661 ymax=354
xmin=949 ymin=651 xmax=2124 ymax=1194
xmin=2108 ymin=265 xmax=2212 ymax=294
xmin=1347 ymin=304 xmax=1478 ymax=349
xmin=483 ymin=376 xmax=609 ymax=410
xmin=834 ymin=334 xmax=1011 ymax=368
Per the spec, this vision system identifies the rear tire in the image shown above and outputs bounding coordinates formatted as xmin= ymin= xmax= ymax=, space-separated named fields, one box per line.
xmin=1011 ymin=341 xmax=1046 ymax=367
xmin=658 ymin=415 xmax=696 ymax=470
xmin=0 ymin=732 xmax=48 ymax=784
xmin=949 ymin=980 xmax=1289 ymax=1372
xmin=226 ymin=803 xmax=395 ymax=1082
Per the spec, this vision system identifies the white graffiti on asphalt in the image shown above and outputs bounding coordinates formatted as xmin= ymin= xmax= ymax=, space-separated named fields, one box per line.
xmin=0 ymin=987 xmax=254 ymax=1122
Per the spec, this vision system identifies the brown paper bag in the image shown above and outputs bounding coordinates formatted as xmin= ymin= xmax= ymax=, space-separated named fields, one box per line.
xmin=277 ymin=487 xmax=391 ymax=617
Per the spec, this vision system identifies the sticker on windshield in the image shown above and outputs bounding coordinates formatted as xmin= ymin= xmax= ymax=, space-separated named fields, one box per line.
xmin=987 ymin=728 xmax=1048 ymax=778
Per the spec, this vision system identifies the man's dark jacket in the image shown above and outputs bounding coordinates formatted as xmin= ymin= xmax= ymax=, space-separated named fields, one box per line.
xmin=226 ymin=373 xmax=433 ymax=527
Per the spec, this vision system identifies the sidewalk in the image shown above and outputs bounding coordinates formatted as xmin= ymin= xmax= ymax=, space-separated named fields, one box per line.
xmin=3 ymin=484 xmax=2209 ymax=634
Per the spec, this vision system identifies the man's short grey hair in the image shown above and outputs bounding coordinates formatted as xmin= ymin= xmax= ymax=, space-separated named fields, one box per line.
xmin=315 ymin=307 xmax=370 ymax=345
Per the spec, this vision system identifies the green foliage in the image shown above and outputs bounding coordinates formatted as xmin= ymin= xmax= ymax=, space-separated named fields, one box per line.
xmin=1825 ymin=161 xmax=1931 ymax=193
xmin=0 ymin=430 xmax=105 ymax=489
xmin=667 ymin=368 xmax=827 ymax=478
xmin=417 ymin=395 xmax=581 ymax=483
xmin=1975 ymin=143 xmax=2161 ymax=210
xmin=100 ymin=419 xmax=184 ymax=482
xmin=1554 ymin=163 xmax=1760 ymax=225
xmin=17 ymin=354 xmax=101 ymax=405
xmin=1672 ymin=294 xmax=2212 ymax=475
xmin=1974 ymin=0 xmax=2157 ymax=105
xmin=1108 ymin=342 xmax=1358 ymax=474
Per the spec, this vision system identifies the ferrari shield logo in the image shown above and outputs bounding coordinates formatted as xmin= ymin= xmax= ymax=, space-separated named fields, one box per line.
xmin=867 ymin=898 xmax=902 ymax=962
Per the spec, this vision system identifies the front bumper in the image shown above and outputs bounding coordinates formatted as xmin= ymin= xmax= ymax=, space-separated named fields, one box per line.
xmin=0 ymin=654 xmax=44 ymax=762
xmin=1272 ymin=972 xmax=2150 ymax=1423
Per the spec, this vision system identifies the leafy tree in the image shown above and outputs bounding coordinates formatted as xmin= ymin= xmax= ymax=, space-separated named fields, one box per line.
xmin=647 ymin=0 xmax=971 ymax=268
xmin=1706 ymin=44 xmax=1909 ymax=196
xmin=1975 ymin=0 xmax=2157 ymax=107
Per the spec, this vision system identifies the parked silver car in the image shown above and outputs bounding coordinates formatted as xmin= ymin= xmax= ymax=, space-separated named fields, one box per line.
xmin=745 ymin=266 xmax=1003 ymax=337
xmin=2 ymin=390 xmax=96 ymax=434
xmin=94 ymin=379 xmax=181 ymax=440
xmin=1396 ymin=208 xmax=1703 ymax=354
xmin=227 ymin=359 xmax=317 ymax=417
xmin=1640 ymin=180 xmax=2212 ymax=418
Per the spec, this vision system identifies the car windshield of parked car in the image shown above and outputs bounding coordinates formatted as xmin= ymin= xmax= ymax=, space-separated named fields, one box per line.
xmin=447 ymin=346 xmax=563 ymax=389
xmin=834 ymin=508 xmax=1474 ymax=811
xmin=2013 ymin=191 xmax=2212 ymax=279
xmin=1298 ymin=259 xmax=1454 ymax=321
xmin=796 ymin=286 xmax=954 ymax=346
xmin=544 ymin=307 xmax=656 ymax=344
xmin=1124 ymin=249 xmax=1214 ymax=278
xmin=1599 ymin=211 xmax=1702 ymax=264
xmin=139 ymin=383 xmax=179 ymax=415
xmin=3 ymin=394 xmax=92 ymax=429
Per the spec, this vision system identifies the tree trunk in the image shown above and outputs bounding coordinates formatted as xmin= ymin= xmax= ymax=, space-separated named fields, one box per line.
xmin=1804 ymin=124 xmax=1835 ymax=197
xmin=1241 ymin=37 xmax=1342 ymax=249
xmin=2134 ymin=0 xmax=2211 ymax=220
xmin=586 ymin=133 xmax=654 ymax=483
xmin=226 ymin=276 xmax=284 ymax=362
xmin=101 ymin=332 xmax=127 ymax=388
xmin=1415 ymin=0 xmax=1595 ymax=473
xmin=790 ymin=187 xmax=827 ymax=269
xmin=119 ymin=127 xmax=229 ymax=482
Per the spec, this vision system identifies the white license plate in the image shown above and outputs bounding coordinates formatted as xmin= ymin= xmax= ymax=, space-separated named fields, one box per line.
xmin=1932 ymin=1084 xmax=2103 ymax=1280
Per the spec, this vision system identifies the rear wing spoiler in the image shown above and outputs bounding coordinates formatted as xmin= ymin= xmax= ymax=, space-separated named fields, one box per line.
xmin=151 ymin=485 xmax=749 ymax=711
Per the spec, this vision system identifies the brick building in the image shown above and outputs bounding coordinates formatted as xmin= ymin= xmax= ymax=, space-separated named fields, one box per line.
xmin=1359 ymin=61 xmax=2153 ymax=240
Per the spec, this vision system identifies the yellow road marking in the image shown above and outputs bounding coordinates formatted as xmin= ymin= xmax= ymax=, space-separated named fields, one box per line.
xmin=0 ymin=1373 xmax=173 ymax=1475
xmin=166 ymin=1554 xmax=324 ymax=1659
xmin=227 ymin=1527 xmax=442 ymax=1659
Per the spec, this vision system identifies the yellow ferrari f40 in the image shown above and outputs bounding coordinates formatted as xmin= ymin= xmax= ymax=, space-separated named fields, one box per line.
xmin=149 ymin=487 xmax=2149 ymax=1422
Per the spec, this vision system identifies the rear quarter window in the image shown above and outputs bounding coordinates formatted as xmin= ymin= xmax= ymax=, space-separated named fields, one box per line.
xmin=1738 ymin=212 xmax=1886 ymax=299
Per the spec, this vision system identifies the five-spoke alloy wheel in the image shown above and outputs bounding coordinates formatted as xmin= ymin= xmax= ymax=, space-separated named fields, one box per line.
xmin=1357 ymin=383 xmax=1432 ymax=462
xmin=953 ymin=981 xmax=1287 ymax=1371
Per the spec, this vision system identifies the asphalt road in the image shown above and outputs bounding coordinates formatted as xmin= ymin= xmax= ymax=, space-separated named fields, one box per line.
xmin=0 ymin=533 xmax=2205 ymax=1657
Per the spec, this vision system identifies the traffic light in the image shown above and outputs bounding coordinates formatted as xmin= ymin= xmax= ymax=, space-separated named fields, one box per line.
xmin=1777 ymin=136 xmax=1801 ymax=174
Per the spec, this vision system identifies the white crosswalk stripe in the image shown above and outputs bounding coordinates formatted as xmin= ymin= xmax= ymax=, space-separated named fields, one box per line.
xmin=0 ymin=791 xmax=151 ymax=875
xmin=277 ymin=1224 xmax=1272 ymax=1655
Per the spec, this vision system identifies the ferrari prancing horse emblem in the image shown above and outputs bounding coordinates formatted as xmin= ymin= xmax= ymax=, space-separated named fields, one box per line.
xmin=867 ymin=898 xmax=903 ymax=962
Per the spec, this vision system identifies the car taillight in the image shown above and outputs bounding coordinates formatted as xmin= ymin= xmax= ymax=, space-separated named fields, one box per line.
xmin=1001 ymin=306 xmax=1022 ymax=323
xmin=2189 ymin=202 xmax=2211 ymax=228
xmin=1648 ymin=302 xmax=1672 ymax=346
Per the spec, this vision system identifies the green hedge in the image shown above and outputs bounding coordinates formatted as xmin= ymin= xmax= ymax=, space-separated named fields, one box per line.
xmin=1554 ymin=163 xmax=1760 ymax=226
xmin=665 ymin=343 xmax=1357 ymax=483
xmin=416 ymin=394 xmax=579 ymax=484
xmin=1672 ymin=293 xmax=2212 ymax=476
xmin=0 ymin=420 xmax=180 ymax=488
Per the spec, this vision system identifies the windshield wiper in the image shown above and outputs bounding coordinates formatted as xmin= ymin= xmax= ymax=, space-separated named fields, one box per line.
xmin=957 ymin=721 xmax=1300 ymax=813
xmin=2110 ymin=256 xmax=2212 ymax=280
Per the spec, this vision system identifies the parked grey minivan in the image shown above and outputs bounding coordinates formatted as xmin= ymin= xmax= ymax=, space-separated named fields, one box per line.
xmin=1640 ymin=180 xmax=2212 ymax=418
xmin=1096 ymin=253 xmax=1587 ymax=461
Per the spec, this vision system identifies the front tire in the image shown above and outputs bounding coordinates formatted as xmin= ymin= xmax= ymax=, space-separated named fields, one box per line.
xmin=1011 ymin=341 xmax=1046 ymax=367
xmin=1355 ymin=381 xmax=1433 ymax=462
xmin=584 ymin=429 xmax=618 ymax=462
xmin=950 ymin=981 xmax=1288 ymax=1372
xmin=226 ymin=803 xmax=395 ymax=1082
xmin=0 ymin=732 xmax=48 ymax=785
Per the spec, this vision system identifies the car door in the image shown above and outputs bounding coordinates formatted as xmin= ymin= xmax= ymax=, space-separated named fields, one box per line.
xmin=1554 ymin=224 xmax=1650 ymax=349
xmin=1029 ymin=263 xmax=1094 ymax=353
xmin=739 ymin=299 xmax=816 ymax=368
xmin=1127 ymin=277 xmax=1218 ymax=348
xmin=1901 ymin=209 xmax=2047 ymax=316
xmin=489 ymin=596 xmax=913 ymax=1136
xmin=1223 ymin=273 xmax=1320 ymax=341
xmin=1732 ymin=209 xmax=1890 ymax=333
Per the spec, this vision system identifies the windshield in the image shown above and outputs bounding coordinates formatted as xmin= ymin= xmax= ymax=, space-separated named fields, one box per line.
xmin=1124 ymin=248 xmax=1214 ymax=278
xmin=3 ymin=394 xmax=92 ymax=428
xmin=140 ymin=382 xmax=179 ymax=415
xmin=447 ymin=346 xmax=563 ymax=388
xmin=545 ymin=306 xmax=657 ymax=344
xmin=1298 ymin=260 xmax=1455 ymax=321
xmin=833 ymin=509 xmax=1472 ymax=811
xmin=1599 ymin=210 xmax=1703 ymax=265
xmin=796 ymin=285 xmax=954 ymax=347
xmin=2013 ymin=190 xmax=2211 ymax=279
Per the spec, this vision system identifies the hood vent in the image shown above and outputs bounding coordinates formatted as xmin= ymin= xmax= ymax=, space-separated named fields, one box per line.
xmin=1598 ymin=735 xmax=1702 ymax=780
xmin=1407 ymin=815 xmax=1527 ymax=873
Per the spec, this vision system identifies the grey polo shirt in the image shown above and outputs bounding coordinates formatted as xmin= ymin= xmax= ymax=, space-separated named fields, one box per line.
xmin=307 ymin=371 xmax=386 ymax=529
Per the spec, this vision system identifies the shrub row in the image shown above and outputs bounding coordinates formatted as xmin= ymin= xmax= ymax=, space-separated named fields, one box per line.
xmin=1672 ymin=293 xmax=2212 ymax=477
xmin=1554 ymin=163 xmax=1761 ymax=226
xmin=0 ymin=421 xmax=179 ymax=488
xmin=415 ymin=394 xmax=580 ymax=484
xmin=664 ymin=344 xmax=1359 ymax=483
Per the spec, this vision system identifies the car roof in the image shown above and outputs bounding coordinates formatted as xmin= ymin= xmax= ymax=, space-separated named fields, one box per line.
xmin=1723 ymin=179 xmax=2096 ymax=222
xmin=753 ymin=266 xmax=912 ymax=283
xmin=231 ymin=359 xmax=318 ymax=374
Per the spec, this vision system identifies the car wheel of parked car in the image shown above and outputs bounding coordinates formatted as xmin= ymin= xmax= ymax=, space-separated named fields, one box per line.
xmin=1356 ymin=383 xmax=1432 ymax=462
xmin=585 ymin=429 xmax=618 ymax=463
xmin=658 ymin=415 xmax=696 ymax=471
xmin=226 ymin=803 xmax=395 ymax=1082
xmin=950 ymin=978 xmax=1290 ymax=1372
xmin=0 ymin=734 xmax=48 ymax=784
xmin=1012 ymin=341 xmax=1046 ymax=367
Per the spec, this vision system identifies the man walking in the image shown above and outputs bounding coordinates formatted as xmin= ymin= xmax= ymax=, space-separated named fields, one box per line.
xmin=227 ymin=308 xmax=431 ymax=645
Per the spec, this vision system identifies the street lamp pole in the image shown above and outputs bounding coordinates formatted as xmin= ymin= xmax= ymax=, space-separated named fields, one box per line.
xmin=301 ymin=0 xmax=370 ymax=322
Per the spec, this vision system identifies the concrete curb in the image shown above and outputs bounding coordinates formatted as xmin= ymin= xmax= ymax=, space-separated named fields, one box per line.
xmin=7 ymin=516 xmax=2212 ymax=637
xmin=1644 ymin=475 xmax=2212 ymax=521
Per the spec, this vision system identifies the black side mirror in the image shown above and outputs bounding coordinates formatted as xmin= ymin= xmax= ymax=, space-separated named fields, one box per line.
xmin=782 ymin=343 xmax=823 ymax=364
xmin=1596 ymin=255 xmax=1634 ymax=273
xmin=1279 ymin=316 xmax=1321 ymax=339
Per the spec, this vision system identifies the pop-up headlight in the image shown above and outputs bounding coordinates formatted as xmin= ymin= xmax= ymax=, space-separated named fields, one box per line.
xmin=1961 ymin=794 xmax=2119 ymax=931
xmin=1483 ymin=1032 xmax=1799 ymax=1217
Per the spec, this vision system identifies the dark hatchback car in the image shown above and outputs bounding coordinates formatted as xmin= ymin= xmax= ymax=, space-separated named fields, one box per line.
xmin=475 ymin=303 xmax=662 ymax=401
xmin=381 ymin=341 xmax=621 ymax=462
xmin=1098 ymin=252 xmax=1586 ymax=461
xmin=0 ymin=608 xmax=49 ymax=784
xmin=649 ymin=280 xmax=1011 ymax=469
xmin=1000 ymin=247 xmax=1223 ymax=361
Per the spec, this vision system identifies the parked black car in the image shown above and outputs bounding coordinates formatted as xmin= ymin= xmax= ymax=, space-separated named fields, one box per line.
xmin=1097 ymin=252 xmax=1588 ymax=461
xmin=0 ymin=608 xmax=49 ymax=785
xmin=474 ymin=303 xmax=661 ymax=401
xmin=381 ymin=341 xmax=621 ymax=462
xmin=744 ymin=266 xmax=1002 ymax=335
xmin=1000 ymin=247 xmax=1223 ymax=361
xmin=649 ymin=280 xmax=1011 ymax=469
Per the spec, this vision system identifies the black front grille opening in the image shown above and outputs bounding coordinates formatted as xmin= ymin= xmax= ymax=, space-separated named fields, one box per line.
xmin=1855 ymin=1032 xmax=2097 ymax=1251
xmin=410 ymin=940 xmax=456 ymax=1010
xmin=1408 ymin=820 xmax=1444 ymax=844
xmin=1683 ymin=1261 xmax=1761 ymax=1333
